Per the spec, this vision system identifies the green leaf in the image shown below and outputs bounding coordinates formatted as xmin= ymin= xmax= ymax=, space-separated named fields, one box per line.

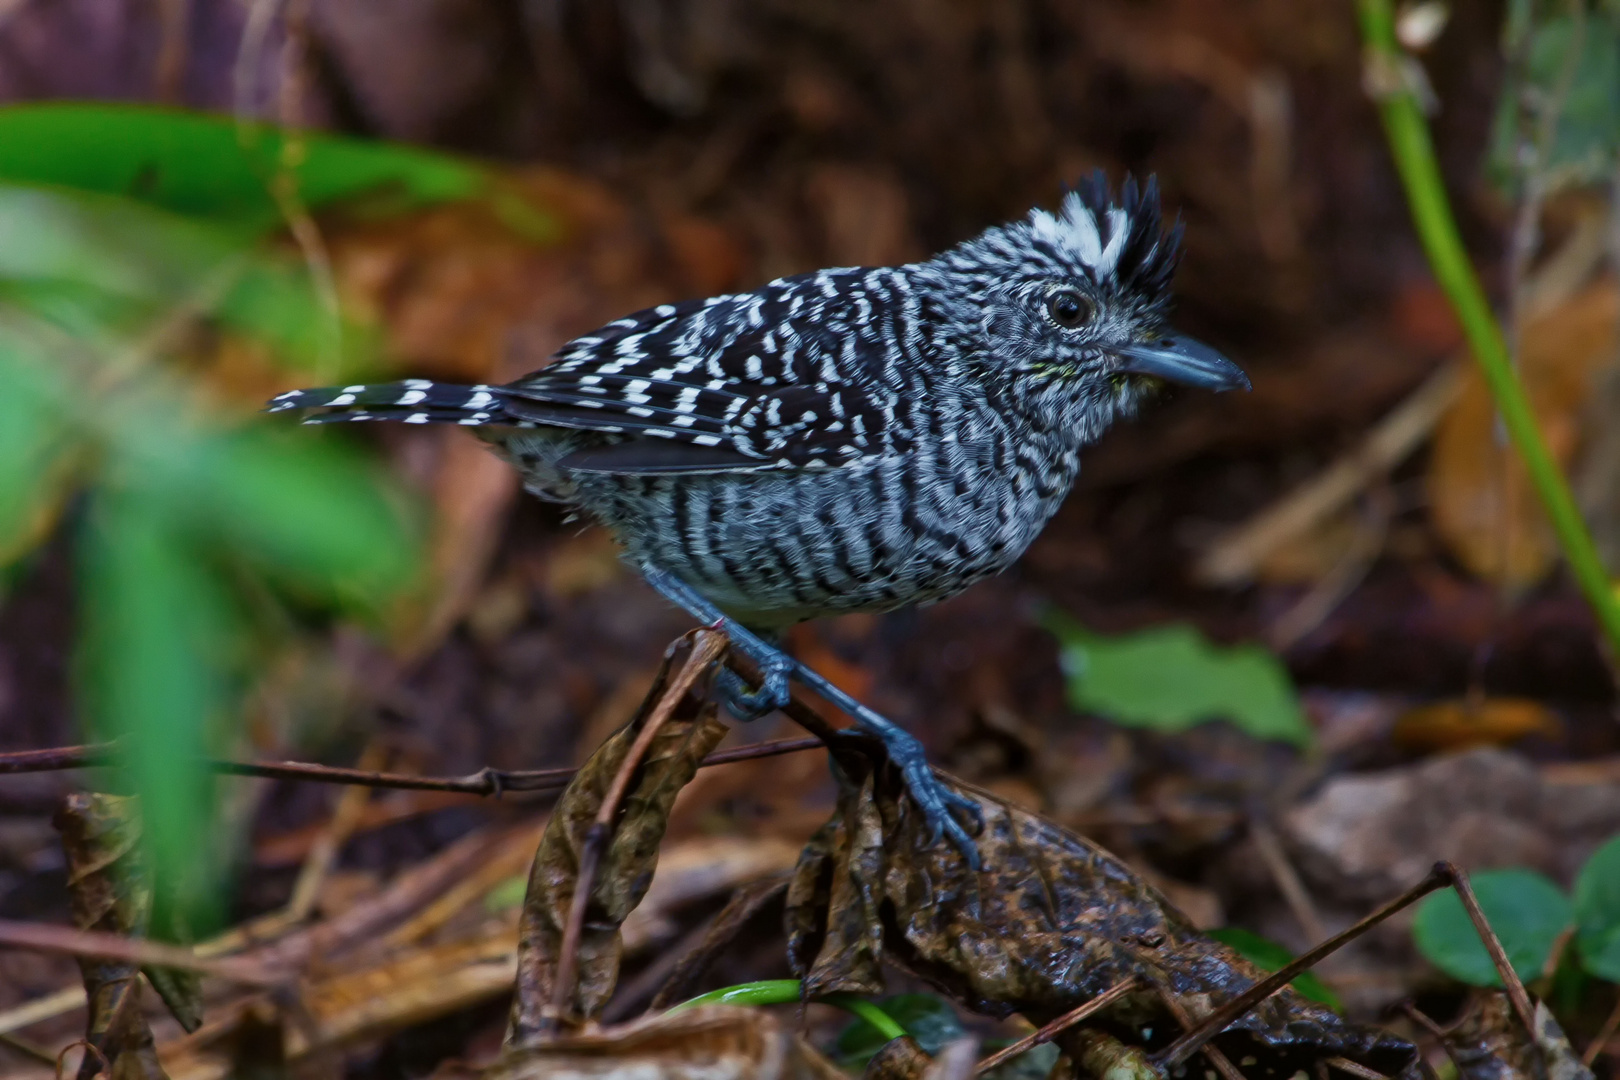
xmin=1574 ymin=834 xmax=1620 ymax=981
xmin=0 ymin=337 xmax=75 ymax=566
xmin=836 ymin=993 xmax=962 ymax=1068
xmin=117 ymin=423 xmax=420 ymax=614
xmin=1412 ymin=869 xmax=1573 ymax=986
xmin=1206 ymin=926 xmax=1343 ymax=1009
xmin=1051 ymin=617 xmax=1312 ymax=747
xmin=0 ymin=103 xmax=485 ymax=231
xmin=76 ymin=491 xmax=238 ymax=926
xmin=1487 ymin=10 xmax=1620 ymax=195
xmin=0 ymin=181 xmax=375 ymax=373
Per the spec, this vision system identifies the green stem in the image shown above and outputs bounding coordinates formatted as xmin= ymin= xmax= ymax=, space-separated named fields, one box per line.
xmin=668 ymin=979 xmax=908 ymax=1043
xmin=1356 ymin=0 xmax=1620 ymax=658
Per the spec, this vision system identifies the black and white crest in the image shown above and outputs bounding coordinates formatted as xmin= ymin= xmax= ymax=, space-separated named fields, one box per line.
xmin=939 ymin=171 xmax=1182 ymax=321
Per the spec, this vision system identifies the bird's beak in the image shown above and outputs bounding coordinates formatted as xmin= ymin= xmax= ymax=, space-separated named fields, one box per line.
xmin=1117 ymin=335 xmax=1250 ymax=392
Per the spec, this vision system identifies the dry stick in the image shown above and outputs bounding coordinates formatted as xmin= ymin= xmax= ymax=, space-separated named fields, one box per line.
xmin=1446 ymin=866 xmax=1538 ymax=1042
xmin=0 ymin=736 xmax=824 ymax=793
xmin=1584 ymin=992 xmax=1620 ymax=1068
xmin=0 ymin=1028 xmax=55 ymax=1066
xmin=285 ymin=741 xmax=384 ymax=922
xmin=1396 ymin=1000 xmax=1464 ymax=1077
xmin=543 ymin=629 xmax=728 ymax=1037
xmin=0 ymin=744 xmax=110 ymax=774
xmin=1250 ymin=821 xmax=1328 ymax=945
xmin=1154 ymin=981 xmax=1248 ymax=1080
xmin=1325 ymin=1056 xmax=1390 ymax=1080
xmin=1155 ymin=862 xmax=1455 ymax=1071
xmin=0 ymin=920 xmax=281 ymax=987
xmin=972 ymin=978 xmax=1138 ymax=1076
xmin=1194 ymin=363 xmax=1464 ymax=586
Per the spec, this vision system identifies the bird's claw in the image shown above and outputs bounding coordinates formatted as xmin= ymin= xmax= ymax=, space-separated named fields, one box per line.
xmin=852 ymin=725 xmax=983 ymax=869
xmin=900 ymin=758 xmax=984 ymax=869
xmin=716 ymin=661 xmax=791 ymax=722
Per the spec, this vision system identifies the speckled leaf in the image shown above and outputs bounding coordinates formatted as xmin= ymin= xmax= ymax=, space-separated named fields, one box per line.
xmin=1441 ymin=992 xmax=1594 ymax=1080
xmin=507 ymin=647 xmax=728 ymax=1040
xmin=787 ymin=749 xmax=1418 ymax=1080
xmin=54 ymin=793 xmax=173 ymax=1079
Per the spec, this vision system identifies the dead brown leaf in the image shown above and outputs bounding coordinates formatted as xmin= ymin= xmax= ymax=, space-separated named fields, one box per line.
xmin=54 ymin=794 xmax=176 ymax=1079
xmin=507 ymin=645 xmax=730 ymax=1039
xmin=484 ymin=1005 xmax=845 ymax=1079
xmin=1441 ymin=992 xmax=1595 ymax=1080
xmin=1427 ymin=279 xmax=1620 ymax=588
xmin=787 ymin=751 xmax=1418 ymax=1078
xmin=1390 ymin=698 xmax=1563 ymax=754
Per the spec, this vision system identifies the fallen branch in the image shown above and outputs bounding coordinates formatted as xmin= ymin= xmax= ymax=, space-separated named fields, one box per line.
xmin=0 ymin=920 xmax=282 ymax=987
xmin=0 ymin=735 xmax=823 ymax=793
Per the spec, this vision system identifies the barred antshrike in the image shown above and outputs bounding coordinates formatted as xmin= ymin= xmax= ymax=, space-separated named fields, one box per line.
xmin=269 ymin=174 xmax=1247 ymax=866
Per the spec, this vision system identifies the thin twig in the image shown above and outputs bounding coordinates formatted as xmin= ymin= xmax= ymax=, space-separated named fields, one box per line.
xmin=1326 ymin=1056 xmax=1392 ymax=1080
xmin=1154 ymin=980 xmax=1248 ymax=1080
xmin=285 ymin=741 xmax=384 ymax=922
xmin=973 ymin=979 xmax=1138 ymax=1076
xmin=1397 ymin=1000 xmax=1464 ymax=1077
xmin=0 ymin=1028 xmax=54 ymax=1065
xmin=1197 ymin=362 xmax=1462 ymax=586
xmin=0 ymin=920 xmax=281 ymax=987
xmin=0 ymin=745 xmax=109 ymax=774
xmin=1584 ymin=992 xmax=1620 ymax=1067
xmin=0 ymin=736 xmax=823 ymax=792
xmin=1155 ymin=863 xmax=1454 ymax=1070
xmin=1250 ymin=821 xmax=1328 ymax=944
xmin=1446 ymin=866 xmax=1538 ymax=1041
xmin=544 ymin=629 xmax=727 ymax=1036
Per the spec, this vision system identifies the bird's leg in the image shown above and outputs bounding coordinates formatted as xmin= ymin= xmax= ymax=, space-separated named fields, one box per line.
xmin=787 ymin=662 xmax=983 ymax=868
xmin=641 ymin=568 xmax=983 ymax=868
xmin=641 ymin=569 xmax=791 ymax=720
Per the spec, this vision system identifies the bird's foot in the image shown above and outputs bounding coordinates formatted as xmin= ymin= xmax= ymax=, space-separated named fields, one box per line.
xmin=715 ymin=658 xmax=791 ymax=722
xmin=852 ymin=721 xmax=984 ymax=869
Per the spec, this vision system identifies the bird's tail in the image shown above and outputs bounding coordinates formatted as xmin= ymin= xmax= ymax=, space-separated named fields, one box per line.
xmin=265 ymin=380 xmax=521 ymax=427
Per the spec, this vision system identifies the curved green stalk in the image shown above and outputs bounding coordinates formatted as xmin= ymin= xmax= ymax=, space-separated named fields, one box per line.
xmin=669 ymin=979 xmax=908 ymax=1043
xmin=1356 ymin=0 xmax=1620 ymax=657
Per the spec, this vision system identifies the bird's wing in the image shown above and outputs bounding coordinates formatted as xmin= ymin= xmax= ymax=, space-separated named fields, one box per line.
xmin=502 ymin=271 xmax=913 ymax=474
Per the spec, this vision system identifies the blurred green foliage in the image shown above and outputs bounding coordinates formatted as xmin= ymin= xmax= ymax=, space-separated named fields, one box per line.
xmin=0 ymin=103 xmax=482 ymax=231
xmin=1048 ymin=614 xmax=1313 ymax=748
xmin=1488 ymin=0 xmax=1620 ymax=195
xmin=0 ymin=104 xmax=505 ymax=924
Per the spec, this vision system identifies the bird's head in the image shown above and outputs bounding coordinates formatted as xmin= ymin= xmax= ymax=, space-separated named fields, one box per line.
xmin=936 ymin=173 xmax=1247 ymax=436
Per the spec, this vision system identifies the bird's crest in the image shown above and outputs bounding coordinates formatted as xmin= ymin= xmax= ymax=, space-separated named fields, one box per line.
xmin=1026 ymin=172 xmax=1183 ymax=301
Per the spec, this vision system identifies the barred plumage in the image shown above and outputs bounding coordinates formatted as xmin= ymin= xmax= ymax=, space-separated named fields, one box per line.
xmin=272 ymin=173 xmax=1246 ymax=861
xmin=269 ymin=173 xmax=1243 ymax=630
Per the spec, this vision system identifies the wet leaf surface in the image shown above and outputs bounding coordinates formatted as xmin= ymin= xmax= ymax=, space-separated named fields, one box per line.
xmin=506 ymin=641 xmax=729 ymax=1040
xmin=1442 ymin=992 xmax=1596 ymax=1080
xmin=787 ymin=748 xmax=1419 ymax=1080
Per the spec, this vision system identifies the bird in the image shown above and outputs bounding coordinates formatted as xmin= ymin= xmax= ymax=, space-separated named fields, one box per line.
xmin=267 ymin=173 xmax=1248 ymax=867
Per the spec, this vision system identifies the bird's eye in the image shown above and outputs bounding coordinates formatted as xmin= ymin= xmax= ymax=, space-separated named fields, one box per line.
xmin=1048 ymin=290 xmax=1091 ymax=329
